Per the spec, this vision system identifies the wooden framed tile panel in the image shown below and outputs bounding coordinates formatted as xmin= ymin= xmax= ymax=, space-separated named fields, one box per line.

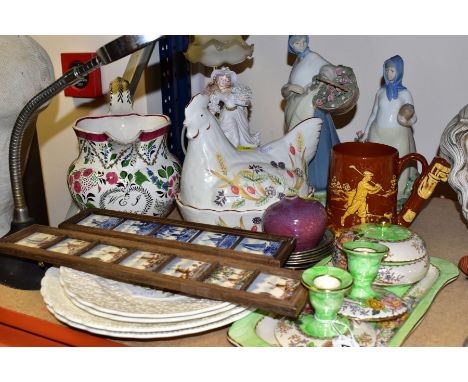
xmin=58 ymin=208 xmax=296 ymax=267
xmin=0 ymin=225 xmax=307 ymax=318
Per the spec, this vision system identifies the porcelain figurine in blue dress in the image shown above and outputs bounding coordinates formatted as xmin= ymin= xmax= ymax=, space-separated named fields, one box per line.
xmin=357 ymin=55 xmax=418 ymax=200
xmin=282 ymin=35 xmax=358 ymax=192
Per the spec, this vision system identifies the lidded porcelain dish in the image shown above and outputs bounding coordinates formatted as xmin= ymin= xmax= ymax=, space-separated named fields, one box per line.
xmin=333 ymin=221 xmax=429 ymax=286
xmin=176 ymin=93 xmax=323 ymax=231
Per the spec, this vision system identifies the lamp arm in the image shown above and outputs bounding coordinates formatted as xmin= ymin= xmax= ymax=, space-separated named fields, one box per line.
xmin=9 ymin=35 xmax=163 ymax=232
xmin=9 ymin=57 xmax=102 ymax=228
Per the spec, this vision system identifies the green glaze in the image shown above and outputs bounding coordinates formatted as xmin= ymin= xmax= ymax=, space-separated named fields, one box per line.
xmin=228 ymin=310 xmax=274 ymax=347
xmin=300 ymin=266 xmax=352 ymax=338
xmin=298 ymin=312 xmax=350 ymax=338
xmin=354 ymin=223 xmax=412 ymax=242
xmin=342 ymin=241 xmax=389 ymax=300
xmin=227 ymin=257 xmax=459 ymax=347
xmin=386 ymin=257 xmax=459 ymax=346
xmin=302 ymin=265 xmax=353 ymax=291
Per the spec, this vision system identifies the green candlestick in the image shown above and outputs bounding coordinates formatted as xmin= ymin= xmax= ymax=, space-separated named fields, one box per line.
xmin=300 ymin=266 xmax=353 ymax=339
xmin=342 ymin=240 xmax=389 ymax=301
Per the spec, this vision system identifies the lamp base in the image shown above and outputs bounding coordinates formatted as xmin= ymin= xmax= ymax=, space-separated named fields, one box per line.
xmin=0 ymin=218 xmax=45 ymax=290
xmin=0 ymin=255 xmax=46 ymax=290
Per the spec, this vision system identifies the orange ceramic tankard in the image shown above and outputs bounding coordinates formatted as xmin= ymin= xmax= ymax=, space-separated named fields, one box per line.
xmin=326 ymin=142 xmax=450 ymax=232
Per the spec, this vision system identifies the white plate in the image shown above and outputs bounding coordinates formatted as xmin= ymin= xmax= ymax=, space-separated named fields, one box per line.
xmin=47 ymin=306 xmax=251 ymax=339
xmin=42 ymin=268 xmax=252 ymax=338
xmin=68 ymin=295 xmax=240 ymax=323
xmin=59 ymin=267 xmax=234 ymax=319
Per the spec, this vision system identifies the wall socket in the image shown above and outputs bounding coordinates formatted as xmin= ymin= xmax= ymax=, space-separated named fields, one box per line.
xmin=60 ymin=52 xmax=103 ymax=98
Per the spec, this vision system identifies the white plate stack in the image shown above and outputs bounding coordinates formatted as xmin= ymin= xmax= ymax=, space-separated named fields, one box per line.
xmin=40 ymin=267 xmax=251 ymax=339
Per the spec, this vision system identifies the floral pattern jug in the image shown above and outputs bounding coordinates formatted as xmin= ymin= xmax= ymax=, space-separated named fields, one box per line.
xmin=67 ymin=77 xmax=181 ymax=216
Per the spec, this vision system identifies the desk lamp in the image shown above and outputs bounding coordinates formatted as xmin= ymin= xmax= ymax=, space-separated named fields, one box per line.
xmin=1 ymin=35 xmax=161 ymax=289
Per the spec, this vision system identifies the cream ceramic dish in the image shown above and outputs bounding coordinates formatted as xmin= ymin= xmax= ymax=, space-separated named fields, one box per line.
xmin=177 ymin=94 xmax=323 ymax=231
xmin=176 ymin=194 xmax=264 ymax=231
xmin=377 ymin=255 xmax=430 ymax=286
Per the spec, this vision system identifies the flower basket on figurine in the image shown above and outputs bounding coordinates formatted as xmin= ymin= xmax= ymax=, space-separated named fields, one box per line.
xmin=313 ymin=65 xmax=359 ymax=115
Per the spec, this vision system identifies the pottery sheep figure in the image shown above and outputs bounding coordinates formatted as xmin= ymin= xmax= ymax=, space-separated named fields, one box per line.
xmin=178 ymin=94 xmax=322 ymax=223
xmin=439 ymin=104 xmax=468 ymax=221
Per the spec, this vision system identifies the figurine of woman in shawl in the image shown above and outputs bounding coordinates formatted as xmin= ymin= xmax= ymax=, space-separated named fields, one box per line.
xmin=357 ymin=55 xmax=418 ymax=199
xmin=282 ymin=35 xmax=358 ymax=192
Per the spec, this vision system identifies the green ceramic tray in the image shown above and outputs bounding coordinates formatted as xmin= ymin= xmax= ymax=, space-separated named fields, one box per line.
xmin=228 ymin=257 xmax=459 ymax=347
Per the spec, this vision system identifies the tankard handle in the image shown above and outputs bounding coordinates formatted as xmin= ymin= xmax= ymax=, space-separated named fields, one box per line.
xmin=397 ymin=155 xmax=451 ymax=226
xmin=397 ymin=152 xmax=429 ymax=176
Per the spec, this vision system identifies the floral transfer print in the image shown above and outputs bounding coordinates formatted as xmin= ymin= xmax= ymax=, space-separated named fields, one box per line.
xmin=146 ymin=164 xmax=180 ymax=200
xmin=274 ymin=314 xmax=376 ymax=347
xmin=78 ymin=138 xmax=135 ymax=170
xmin=216 ymin=215 xmax=263 ymax=232
xmin=374 ymin=265 xmax=441 ymax=346
xmin=409 ymin=233 xmax=427 ymax=255
xmin=236 ymin=264 xmax=444 ymax=347
xmin=376 ymin=267 xmax=405 ymax=285
xmin=332 ymin=246 xmax=349 ymax=271
xmin=68 ymin=135 xmax=181 ymax=217
xmin=340 ymin=290 xmax=408 ymax=321
xmin=209 ymin=133 xmax=307 ymax=210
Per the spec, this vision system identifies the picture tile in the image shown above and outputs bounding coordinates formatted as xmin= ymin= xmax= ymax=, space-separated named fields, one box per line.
xmin=77 ymin=214 xmax=122 ymax=230
xmin=159 ymin=257 xmax=211 ymax=280
xmin=203 ymin=265 xmax=254 ymax=289
xmin=47 ymin=238 xmax=91 ymax=255
xmin=15 ymin=232 xmax=58 ymax=248
xmin=234 ymin=237 xmax=281 ymax=257
xmin=80 ymin=244 xmax=128 ymax=262
xmin=152 ymin=225 xmax=199 ymax=242
xmin=119 ymin=250 xmax=169 ymax=271
xmin=247 ymin=273 xmax=300 ymax=300
xmin=113 ymin=219 xmax=160 ymax=235
xmin=191 ymin=231 xmax=239 ymax=249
